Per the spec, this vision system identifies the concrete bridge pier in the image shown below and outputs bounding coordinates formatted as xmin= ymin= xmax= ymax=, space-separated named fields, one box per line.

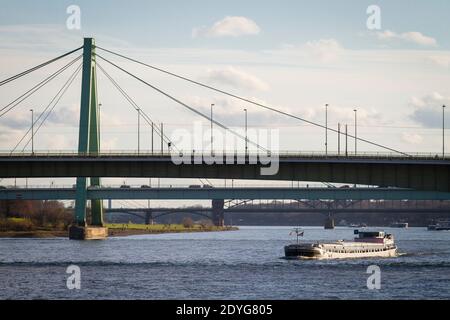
xmin=145 ymin=210 xmax=154 ymax=225
xmin=324 ymin=212 xmax=335 ymax=230
xmin=212 ymin=199 xmax=225 ymax=227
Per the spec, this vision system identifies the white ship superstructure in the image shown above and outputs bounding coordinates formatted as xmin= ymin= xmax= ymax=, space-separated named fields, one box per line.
xmin=285 ymin=230 xmax=397 ymax=259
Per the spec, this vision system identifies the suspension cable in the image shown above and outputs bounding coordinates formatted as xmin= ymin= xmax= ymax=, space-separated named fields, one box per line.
xmin=96 ymin=46 xmax=408 ymax=156
xmin=10 ymin=65 xmax=81 ymax=155
xmin=0 ymin=55 xmax=82 ymax=118
xmin=96 ymin=53 xmax=269 ymax=153
xmin=96 ymin=62 xmax=176 ymax=150
xmin=10 ymin=63 xmax=82 ymax=154
xmin=0 ymin=46 xmax=83 ymax=87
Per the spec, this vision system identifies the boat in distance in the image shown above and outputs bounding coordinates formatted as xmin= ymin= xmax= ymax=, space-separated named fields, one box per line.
xmin=390 ymin=222 xmax=409 ymax=228
xmin=285 ymin=230 xmax=397 ymax=260
xmin=428 ymin=220 xmax=450 ymax=231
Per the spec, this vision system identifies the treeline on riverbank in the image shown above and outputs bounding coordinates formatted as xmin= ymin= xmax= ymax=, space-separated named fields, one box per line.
xmin=0 ymin=200 xmax=72 ymax=231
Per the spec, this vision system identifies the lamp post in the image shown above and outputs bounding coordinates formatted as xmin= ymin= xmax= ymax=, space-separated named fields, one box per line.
xmin=244 ymin=108 xmax=248 ymax=157
xmin=151 ymin=122 xmax=154 ymax=154
xmin=210 ymin=103 xmax=215 ymax=155
xmin=30 ymin=109 xmax=34 ymax=155
xmin=98 ymin=103 xmax=102 ymax=145
xmin=325 ymin=104 xmax=328 ymax=155
xmin=137 ymin=108 xmax=141 ymax=155
xmin=443 ymin=105 xmax=446 ymax=158
xmin=337 ymin=123 xmax=341 ymax=156
xmin=353 ymin=109 xmax=357 ymax=155
xmin=345 ymin=124 xmax=348 ymax=157
xmin=160 ymin=122 xmax=164 ymax=154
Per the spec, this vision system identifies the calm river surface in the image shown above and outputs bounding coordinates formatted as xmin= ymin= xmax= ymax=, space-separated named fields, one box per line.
xmin=0 ymin=226 xmax=449 ymax=299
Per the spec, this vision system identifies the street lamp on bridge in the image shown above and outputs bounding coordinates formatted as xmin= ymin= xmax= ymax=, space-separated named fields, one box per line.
xmin=353 ymin=109 xmax=358 ymax=155
xmin=325 ymin=104 xmax=328 ymax=156
xmin=443 ymin=105 xmax=446 ymax=158
xmin=137 ymin=108 xmax=141 ymax=155
xmin=30 ymin=109 xmax=34 ymax=155
xmin=210 ymin=103 xmax=215 ymax=155
xmin=244 ymin=108 xmax=248 ymax=157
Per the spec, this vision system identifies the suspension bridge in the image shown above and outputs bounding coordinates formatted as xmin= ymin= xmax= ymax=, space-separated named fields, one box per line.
xmin=1 ymin=38 xmax=449 ymax=239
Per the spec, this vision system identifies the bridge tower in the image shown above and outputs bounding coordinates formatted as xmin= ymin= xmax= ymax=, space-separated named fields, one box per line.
xmin=145 ymin=210 xmax=154 ymax=225
xmin=212 ymin=199 xmax=225 ymax=227
xmin=69 ymin=38 xmax=107 ymax=240
xmin=324 ymin=212 xmax=335 ymax=230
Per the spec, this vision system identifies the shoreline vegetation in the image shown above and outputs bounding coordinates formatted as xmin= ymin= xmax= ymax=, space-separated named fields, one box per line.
xmin=0 ymin=201 xmax=238 ymax=238
xmin=0 ymin=219 xmax=238 ymax=238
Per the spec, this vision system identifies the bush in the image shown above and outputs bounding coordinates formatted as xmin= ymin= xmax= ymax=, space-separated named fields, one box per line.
xmin=198 ymin=219 xmax=213 ymax=228
xmin=182 ymin=217 xmax=194 ymax=228
xmin=0 ymin=218 xmax=36 ymax=232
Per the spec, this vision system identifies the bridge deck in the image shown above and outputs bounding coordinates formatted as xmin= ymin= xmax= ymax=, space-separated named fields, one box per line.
xmin=1 ymin=187 xmax=450 ymax=200
xmin=0 ymin=153 xmax=449 ymax=193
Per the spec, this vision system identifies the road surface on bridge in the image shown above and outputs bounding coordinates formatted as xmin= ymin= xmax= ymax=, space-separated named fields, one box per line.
xmin=1 ymin=186 xmax=450 ymax=200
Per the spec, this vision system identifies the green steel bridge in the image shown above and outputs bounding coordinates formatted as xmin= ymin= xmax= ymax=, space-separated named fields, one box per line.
xmin=1 ymin=38 xmax=449 ymax=237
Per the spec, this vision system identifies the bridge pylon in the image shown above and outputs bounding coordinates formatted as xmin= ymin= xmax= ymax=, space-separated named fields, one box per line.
xmin=69 ymin=38 xmax=107 ymax=240
xmin=212 ymin=199 xmax=225 ymax=227
xmin=145 ymin=210 xmax=154 ymax=225
xmin=324 ymin=212 xmax=335 ymax=230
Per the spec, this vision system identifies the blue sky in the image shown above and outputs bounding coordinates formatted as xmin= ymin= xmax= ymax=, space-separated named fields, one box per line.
xmin=1 ymin=0 xmax=449 ymax=49
xmin=0 ymin=1 xmax=450 ymax=200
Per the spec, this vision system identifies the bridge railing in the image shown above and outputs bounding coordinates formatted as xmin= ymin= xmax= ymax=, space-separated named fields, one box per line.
xmin=1 ymin=150 xmax=449 ymax=160
xmin=0 ymin=184 xmax=399 ymax=190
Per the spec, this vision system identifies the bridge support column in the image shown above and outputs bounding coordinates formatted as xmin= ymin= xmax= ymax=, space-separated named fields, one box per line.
xmin=70 ymin=37 xmax=107 ymax=240
xmin=324 ymin=213 xmax=335 ymax=230
xmin=212 ymin=199 xmax=225 ymax=227
xmin=145 ymin=210 xmax=154 ymax=225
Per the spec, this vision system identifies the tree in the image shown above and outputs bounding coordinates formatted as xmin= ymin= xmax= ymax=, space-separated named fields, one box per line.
xmin=182 ymin=217 xmax=194 ymax=228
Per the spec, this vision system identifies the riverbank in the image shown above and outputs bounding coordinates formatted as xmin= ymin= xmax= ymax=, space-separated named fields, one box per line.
xmin=107 ymin=223 xmax=238 ymax=237
xmin=0 ymin=224 xmax=238 ymax=238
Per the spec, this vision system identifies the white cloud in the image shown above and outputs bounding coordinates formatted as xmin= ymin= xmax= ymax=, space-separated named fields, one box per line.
xmin=427 ymin=55 xmax=450 ymax=68
xmin=192 ymin=16 xmax=260 ymax=38
xmin=409 ymin=92 xmax=450 ymax=128
xmin=303 ymin=39 xmax=344 ymax=63
xmin=184 ymin=95 xmax=276 ymax=126
xmin=401 ymin=132 xmax=423 ymax=145
xmin=376 ymin=30 xmax=437 ymax=47
xmin=273 ymin=39 xmax=344 ymax=64
xmin=45 ymin=134 xmax=76 ymax=150
xmin=202 ymin=66 xmax=269 ymax=91
xmin=101 ymin=137 xmax=119 ymax=150
xmin=47 ymin=104 xmax=79 ymax=126
xmin=296 ymin=105 xmax=383 ymax=127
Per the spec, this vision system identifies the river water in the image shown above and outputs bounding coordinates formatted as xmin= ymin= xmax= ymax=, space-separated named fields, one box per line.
xmin=0 ymin=226 xmax=449 ymax=299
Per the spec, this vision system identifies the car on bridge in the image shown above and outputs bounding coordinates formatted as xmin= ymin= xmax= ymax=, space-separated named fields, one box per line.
xmin=189 ymin=185 xmax=201 ymax=189
xmin=120 ymin=185 xmax=131 ymax=189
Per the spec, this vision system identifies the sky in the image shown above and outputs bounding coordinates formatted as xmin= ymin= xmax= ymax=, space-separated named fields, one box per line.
xmin=0 ymin=0 xmax=449 ymax=206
